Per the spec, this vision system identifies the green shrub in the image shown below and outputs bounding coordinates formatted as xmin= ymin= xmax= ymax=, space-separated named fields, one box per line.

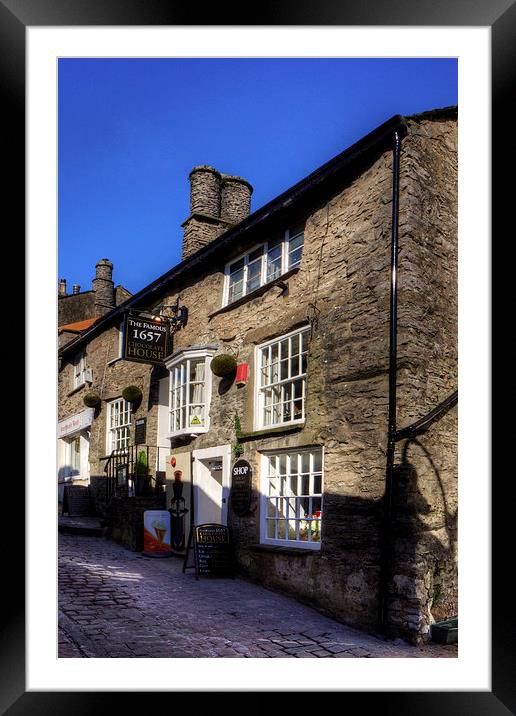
xmin=122 ymin=385 xmax=143 ymax=403
xmin=134 ymin=451 xmax=148 ymax=475
xmin=83 ymin=393 xmax=101 ymax=408
xmin=210 ymin=354 xmax=237 ymax=377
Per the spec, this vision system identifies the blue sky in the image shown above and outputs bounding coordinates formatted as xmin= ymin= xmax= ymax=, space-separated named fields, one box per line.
xmin=58 ymin=58 xmax=457 ymax=295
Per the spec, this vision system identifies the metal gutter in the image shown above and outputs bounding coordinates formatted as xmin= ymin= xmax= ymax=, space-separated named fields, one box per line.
xmin=377 ymin=129 xmax=403 ymax=635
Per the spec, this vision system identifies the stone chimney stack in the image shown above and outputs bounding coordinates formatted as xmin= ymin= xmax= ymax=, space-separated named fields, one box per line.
xmin=181 ymin=165 xmax=253 ymax=260
xmin=72 ymin=284 xmax=81 ymax=294
xmin=92 ymin=258 xmax=115 ymax=315
xmin=221 ymin=175 xmax=253 ymax=224
xmin=58 ymin=279 xmax=67 ymax=296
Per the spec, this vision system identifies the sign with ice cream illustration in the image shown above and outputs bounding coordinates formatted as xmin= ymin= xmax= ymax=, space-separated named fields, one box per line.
xmin=143 ymin=510 xmax=172 ymax=557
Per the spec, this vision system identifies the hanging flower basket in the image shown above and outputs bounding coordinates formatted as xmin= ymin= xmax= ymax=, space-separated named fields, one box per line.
xmin=122 ymin=385 xmax=143 ymax=403
xmin=210 ymin=354 xmax=237 ymax=378
xmin=83 ymin=392 xmax=101 ymax=408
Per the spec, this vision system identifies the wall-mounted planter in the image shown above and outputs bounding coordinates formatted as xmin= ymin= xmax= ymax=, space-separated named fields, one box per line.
xmin=122 ymin=385 xmax=143 ymax=403
xmin=210 ymin=354 xmax=237 ymax=378
xmin=83 ymin=393 xmax=101 ymax=409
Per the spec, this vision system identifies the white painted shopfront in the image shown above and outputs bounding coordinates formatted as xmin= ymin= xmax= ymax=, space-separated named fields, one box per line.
xmin=57 ymin=407 xmax=94 ymax=502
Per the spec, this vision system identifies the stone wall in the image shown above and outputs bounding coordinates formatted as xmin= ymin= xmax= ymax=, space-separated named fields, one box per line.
xmin=58 ymin=291 xmax=96 ymax=325
xmin=106 ymin=494 xmax=167 ymax=551
xmin=388 ymin=114 xmax=458 ymax=639
xmin=57 ymin=112 xmax=457 ymax=641
xmin=157 ymin=114 xmax=457 ymax=641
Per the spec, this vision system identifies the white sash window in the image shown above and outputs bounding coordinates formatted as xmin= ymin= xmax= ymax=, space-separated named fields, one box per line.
xmin=255 ymin=326 xmax=309 ymax=429
xmin=223 ymin=224 xmax=304 ymax=307
xmin=261 ymin=448 xmax=323 ymax=549
xmin=107 ymin=398 xmax=132 ymax=453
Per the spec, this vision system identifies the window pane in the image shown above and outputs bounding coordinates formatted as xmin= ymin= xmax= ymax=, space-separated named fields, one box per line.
xmin=229 ymin=257 xmax=245 ymax=273
xmin=313 ymin=474 xmax=322 ymax=494
xmin=288 ymin=230 xmax=304 ymax=269
xmin=247 ymin=257 xmax=262 ymax=293
xmin=266 ymin=243 xmax=283 ymax=281
xmin=228 ymin=277 xmax=244 ymax=303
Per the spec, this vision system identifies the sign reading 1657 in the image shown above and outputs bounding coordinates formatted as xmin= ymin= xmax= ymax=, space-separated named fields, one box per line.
xmin=124 ymin=315 xmax=169 ymax=365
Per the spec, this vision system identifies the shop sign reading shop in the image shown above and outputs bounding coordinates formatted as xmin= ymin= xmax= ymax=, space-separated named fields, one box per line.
xmin=123 ymin=315 xmax=168 ymax=365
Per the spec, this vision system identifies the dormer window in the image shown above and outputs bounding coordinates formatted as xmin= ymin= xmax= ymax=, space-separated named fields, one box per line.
xmin=223 ymin=224 xmax=304 ymax=307
xmin=164 ymin=347 xmax=216 ymax=437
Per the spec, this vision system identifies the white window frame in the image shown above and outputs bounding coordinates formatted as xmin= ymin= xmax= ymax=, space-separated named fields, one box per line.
xmin=165 ymin=348 xmax=216 ymax=438
xmin=254 ymin=325 xmax=310 ymax=431
xmin=72 ymin=351 xmax=87 ymax=389
xmin=106 ymin=397 xmax=132 ymax=454
xmin=68 ymin=434 xmax=81 ymax=475
xmin=260 ymin=447 xmax=323 ymax=550
xmin=222 ymin=225 xmax=304 ymax=307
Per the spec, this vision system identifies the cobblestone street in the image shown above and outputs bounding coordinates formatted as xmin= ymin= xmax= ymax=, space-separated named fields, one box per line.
xmin=58 ymin=533 xmax=457 ymax=659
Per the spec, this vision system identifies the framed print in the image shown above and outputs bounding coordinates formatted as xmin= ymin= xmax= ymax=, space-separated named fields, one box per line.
xmin=2 ymin=0 xmax=509 ymax=711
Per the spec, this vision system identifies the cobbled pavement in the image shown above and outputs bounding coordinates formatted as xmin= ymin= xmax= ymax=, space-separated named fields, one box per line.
xmin=58 ymin=533 xmax=457 ymax=659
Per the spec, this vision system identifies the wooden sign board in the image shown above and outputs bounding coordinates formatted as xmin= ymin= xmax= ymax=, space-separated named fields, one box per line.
xmin=62 ymin=485 xmax=91 ymax=516
xmin=230 ymin=459 xmax=252 ymax=516
xmin=183 ymin=523 xmax=234 ymax=578
xmin=123 ymin=314 xmax=168 ymax=365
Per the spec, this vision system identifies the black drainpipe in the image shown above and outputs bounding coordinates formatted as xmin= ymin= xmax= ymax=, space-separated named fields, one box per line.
xmin=378 ymin=129 xmax=402 ymax=635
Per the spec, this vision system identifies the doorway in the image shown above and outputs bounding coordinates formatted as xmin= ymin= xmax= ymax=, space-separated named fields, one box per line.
xmin=192 ymin=445 xmax=231 ymax=526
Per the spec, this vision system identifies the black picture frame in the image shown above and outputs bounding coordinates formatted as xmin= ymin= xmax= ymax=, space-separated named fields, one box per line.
xmin=6 ymin=0 xmax=507 ymax=711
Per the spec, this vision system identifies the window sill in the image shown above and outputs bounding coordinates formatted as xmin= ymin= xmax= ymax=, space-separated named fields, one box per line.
xmin=209 ymin=267 xmax=300 ymax=319
xmin=166 ymin=427 xmax=209 ymax=439
xmin=107 ymin=357 xmax=123 ymax=366
xmin=67 ymin=383 xmax=87 ymax=397
xmin=239 ymin=422 xmax=305 ymax=442
xmin=249 ymin=543 xmax=321 ymax=556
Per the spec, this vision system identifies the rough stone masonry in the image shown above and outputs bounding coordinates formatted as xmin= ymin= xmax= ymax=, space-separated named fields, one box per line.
xmin=58 ymin=108 xmax=457 ymax=644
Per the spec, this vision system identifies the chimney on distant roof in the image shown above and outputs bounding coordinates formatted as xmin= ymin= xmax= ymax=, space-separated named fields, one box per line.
xmin=92 ymin=259 xmax=115 ymax=315
xmin=72 ymin=284 xmax=81 ymax=294
xmin=181 ymin=166 xmax=253 ymax=260
xmin=58 ymin=279 xmax=67 ymax=296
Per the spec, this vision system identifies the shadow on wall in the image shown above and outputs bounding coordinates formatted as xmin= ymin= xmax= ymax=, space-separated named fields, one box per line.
xmin=84 ymin=439 xmax=457 ymax=643
xmin=232 ymin=447 xmax=457 ymax=643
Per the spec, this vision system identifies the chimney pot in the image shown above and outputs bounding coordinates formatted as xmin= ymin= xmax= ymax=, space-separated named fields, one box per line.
xmin=72 ymin=284 xmax=81 ymax=294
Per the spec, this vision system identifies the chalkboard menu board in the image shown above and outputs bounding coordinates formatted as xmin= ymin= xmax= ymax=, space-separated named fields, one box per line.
xmin=194 ymin=524 xmax=233 ymax=577
xmin=62 ymin=485 xmax=91 ymax=516
xmin=231 ymin=459 xmax=252 ymax=516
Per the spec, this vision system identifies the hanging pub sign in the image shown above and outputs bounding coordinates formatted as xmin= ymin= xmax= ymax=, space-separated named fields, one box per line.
xmin=230 ymin=459 xmax=252 ymax=516
xmin=123 ymin=314 xmax=168 ymax=365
